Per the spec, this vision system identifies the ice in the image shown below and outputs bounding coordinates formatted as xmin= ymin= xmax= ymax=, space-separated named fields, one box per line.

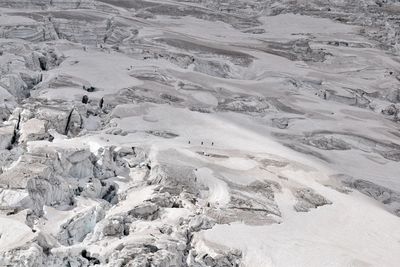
xmin=0 ymin=0 xmax=400 ymax=266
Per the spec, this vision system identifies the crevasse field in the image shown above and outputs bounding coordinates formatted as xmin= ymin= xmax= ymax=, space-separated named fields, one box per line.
xmin=0 ymin=1 xmax=400 ymax=266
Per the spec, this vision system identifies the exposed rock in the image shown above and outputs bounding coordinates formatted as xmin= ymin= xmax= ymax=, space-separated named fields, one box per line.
xmin=381 ymin=104 xmax=399 ymax=121
xmin=217 ymin=96 xmax=269 ymax=114
xmin=128 ymin=203 xmax=159 ymax=220
xmin=271 ymin=117 xmax=289 ymax=129
xmin=294 ymin=188 xmax=332 ymax=212
xmin=188 ymin=247 xmax=242 ymax=267
xmin=1 ymin=1 xmax=400 ymax=266
xmin=302 ymin=136 xmax=352 ymax=150
xmin=337 ymin=175 xmax=400 ymax=216
xmin=188 ymin=215 xmax=216 ymax=232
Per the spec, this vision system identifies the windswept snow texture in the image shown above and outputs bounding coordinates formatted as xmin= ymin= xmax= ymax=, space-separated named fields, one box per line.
xmin=0 ymin=0 xmax=400 ymax=266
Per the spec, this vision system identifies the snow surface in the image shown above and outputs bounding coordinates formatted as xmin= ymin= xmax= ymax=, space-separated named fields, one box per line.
xmin=0 ymin=1 xmax=400 ymax=266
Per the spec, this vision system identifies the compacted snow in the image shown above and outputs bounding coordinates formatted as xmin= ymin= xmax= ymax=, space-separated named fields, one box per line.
xmin=0 ymin=0 xmax=400 ymax=266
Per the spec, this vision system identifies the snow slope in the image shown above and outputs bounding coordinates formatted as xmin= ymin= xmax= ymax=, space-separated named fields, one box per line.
xmin=0 ymin=0 xmax=399 ymax=266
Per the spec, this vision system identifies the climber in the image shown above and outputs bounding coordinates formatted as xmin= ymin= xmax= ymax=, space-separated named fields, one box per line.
xmin=86 ymin=86 xmax=95 ymax=92
xmin=82 ymin=95 xmax=89 ymax=104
